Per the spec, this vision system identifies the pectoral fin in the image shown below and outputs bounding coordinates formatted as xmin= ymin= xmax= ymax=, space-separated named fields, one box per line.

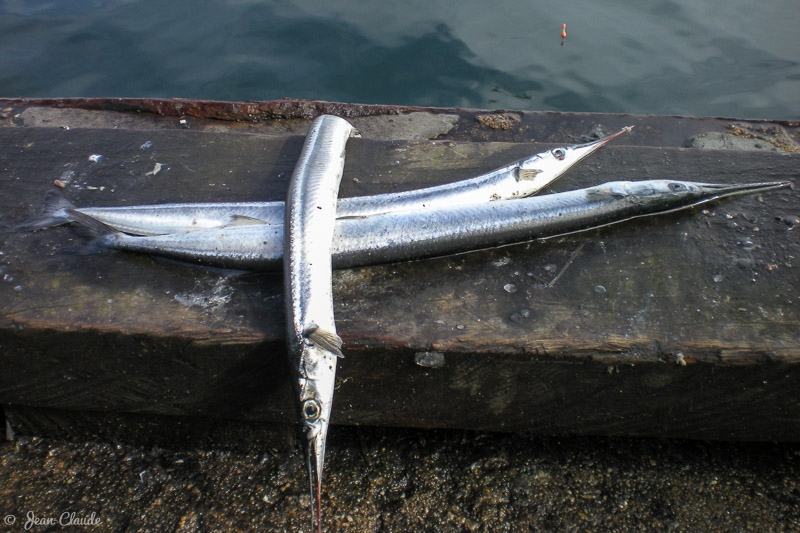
xmin=517 ymin=167 xmax=543 ymax=182
xmin=302 ymin=323 xmax=344 ymax=357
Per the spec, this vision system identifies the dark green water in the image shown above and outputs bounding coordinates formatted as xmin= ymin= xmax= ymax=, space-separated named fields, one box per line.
xmin=1 ymin=0 xmax=798 ymax=119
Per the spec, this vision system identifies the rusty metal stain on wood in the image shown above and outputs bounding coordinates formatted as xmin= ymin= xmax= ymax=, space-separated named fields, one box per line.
xmin=3 ymin=97 xmax=799 ymax=146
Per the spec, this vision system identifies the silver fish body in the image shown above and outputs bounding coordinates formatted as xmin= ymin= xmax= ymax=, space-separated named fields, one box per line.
xmin=81 ymin=180 xmax=790 ymax=271
xmin=332 ymin=125 xmax=632 ymax=218
xmin=23 ymin=127 xmax=632 ymax=235
xmin=16 ymin=190 xmax=280 ymax=235
xmin=332 ymin=179 xmax=790 ymax=267
xmin=65 ymin=201 xmax=274 ymax=235
xmin=283 ymin=115 xmax=356 ymax=533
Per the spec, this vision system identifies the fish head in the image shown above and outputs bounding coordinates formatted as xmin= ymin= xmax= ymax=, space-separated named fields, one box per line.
xmin=600 ymin=179 xmax=792 ymax=209
xmin=627 ymin=179 xmax=791 ymax=200
xmin=515 ymin=126 xmax=634 ymax=195
xmin=301 ymin=394 xmax=327 ymax=515
xmin=607 ymin=180 xmax=705 ymax=199
xmin=300 ymin=390 xmax=329 ymax=479
xmin=295 ymin=345 xmax=338 ymax=531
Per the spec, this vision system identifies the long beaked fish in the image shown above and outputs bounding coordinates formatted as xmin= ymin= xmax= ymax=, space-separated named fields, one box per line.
xmin=66 ymin=180 xmax=791 ymax=271
xmin=19 ymin=127 xmax=633 ymax=235
xmin=283 ymin=115 xmax=356 ymax=533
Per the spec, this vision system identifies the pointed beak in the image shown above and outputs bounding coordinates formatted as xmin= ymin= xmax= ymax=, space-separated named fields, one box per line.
xmin=551 ymin=125 xmax=634 ymax=176
xmin=518 ymin=126 xmax=634 ymax=194
xmin=570 ymin=125 xmax=634 ymax=160
xmin=306 ymin=432 xmax=327 ymax=532
xmin=697 ymin=180 xmax=793 ymax=199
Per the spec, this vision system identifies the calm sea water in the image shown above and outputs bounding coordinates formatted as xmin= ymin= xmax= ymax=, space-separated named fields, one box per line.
xmin=1 ymin=0 xmax=798 ymax=120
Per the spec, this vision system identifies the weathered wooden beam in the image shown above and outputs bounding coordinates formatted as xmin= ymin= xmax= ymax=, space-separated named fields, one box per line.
xmin=1 ymin=101 xmax=798 ymax=441
xmin=4 ymin=97 xmax=799 ymax=147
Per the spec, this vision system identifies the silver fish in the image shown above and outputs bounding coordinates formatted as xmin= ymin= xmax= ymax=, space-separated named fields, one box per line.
xmin=333 ymin=125 xmax=634 ymax=217
xmin=331 ymin=179 xmax=791 ymax=268
xmin=66 ymin=180 xmax=790 ymax=271
xmin=20 ymin=127 xmax=633 ymax=235
xmin=284 ymin=115 xmax=356 ymax=533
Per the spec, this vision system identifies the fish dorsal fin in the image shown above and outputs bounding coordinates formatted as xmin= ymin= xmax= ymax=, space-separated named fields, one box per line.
xmin=302 ymin=323 xmax=344 ymax=357
xmin=65 ymin=209 xmax=117 ymax=237
xmin=224 ymin=214 xmax=270 ymax=227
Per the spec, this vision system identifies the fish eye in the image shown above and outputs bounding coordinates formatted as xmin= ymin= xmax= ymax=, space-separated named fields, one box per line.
xmin=552 ymin=148 xmax=566 ymax=161
xmin=668 ymin=182 xmax=686 ymax=192
xmin=302 ymin=399 xmax=320 ymax=422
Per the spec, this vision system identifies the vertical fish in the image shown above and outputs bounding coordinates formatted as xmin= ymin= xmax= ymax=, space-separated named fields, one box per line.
xmin=283 ymin=115 xmax=356 ymax=532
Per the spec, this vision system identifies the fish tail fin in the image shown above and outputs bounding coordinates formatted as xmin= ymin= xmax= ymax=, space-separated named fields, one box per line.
xmin=303 ymin=324 xmax=344 ymax=357
xmin=14 ymin=191 xmax=76 ymax=232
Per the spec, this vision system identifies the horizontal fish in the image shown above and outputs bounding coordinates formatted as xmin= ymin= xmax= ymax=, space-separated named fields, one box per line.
xmin=65 ymin=179 xmax=791 ymax=271
xmin=18 ymin=127 xmax=632 ymax=235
